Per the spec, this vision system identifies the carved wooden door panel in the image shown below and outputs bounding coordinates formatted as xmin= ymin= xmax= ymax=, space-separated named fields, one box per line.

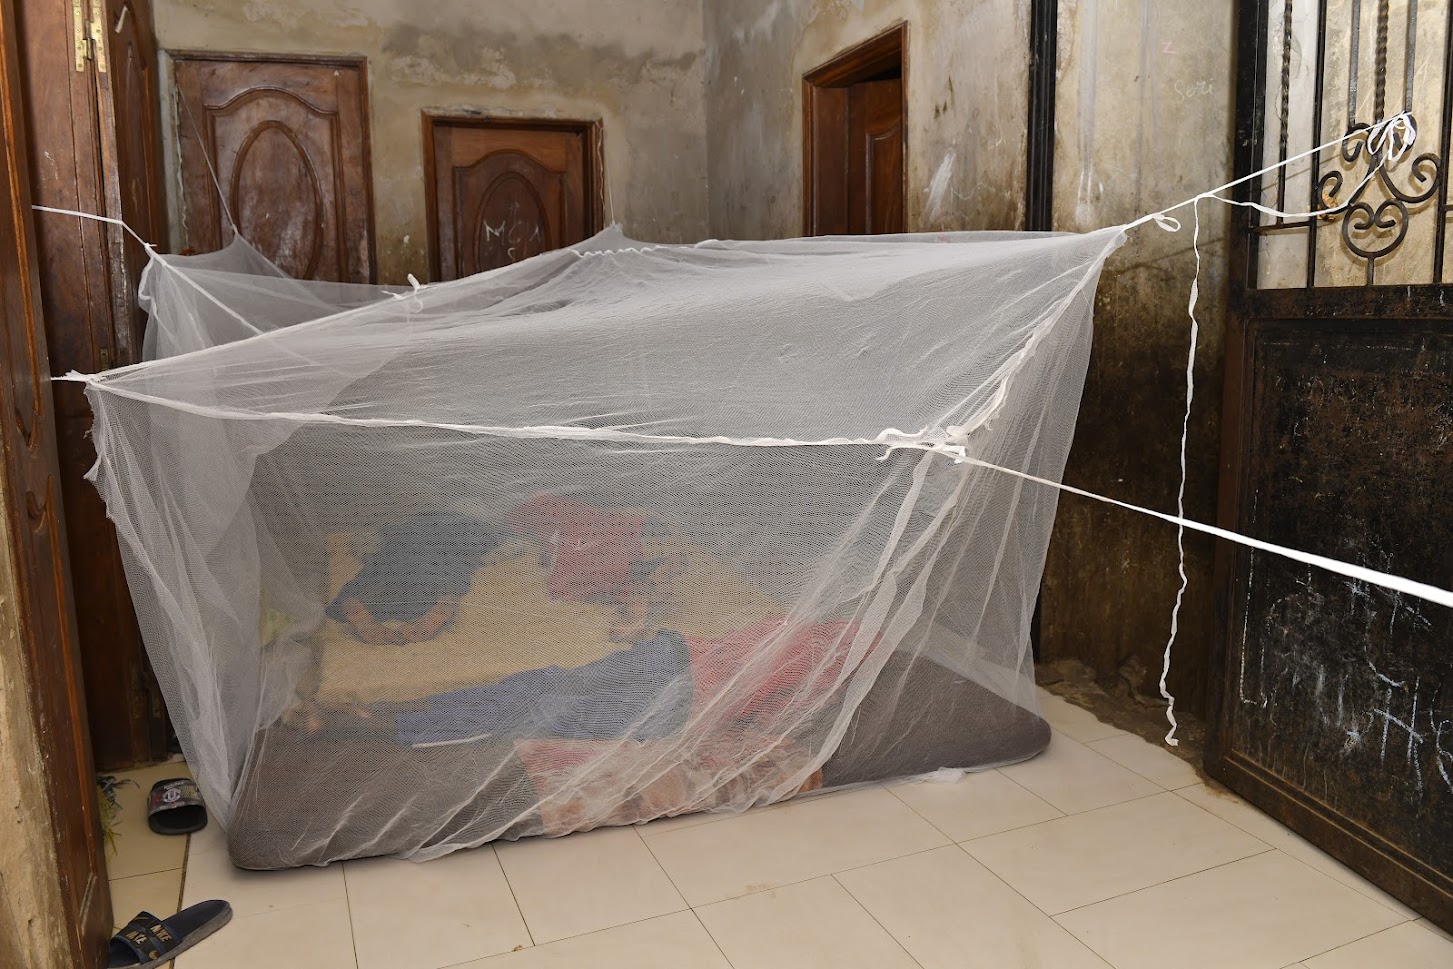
xmin=1 ymin=0 xmax=111 ymax=960
xmin=174 ymin=53 xmax=375 ymax=282
xmin=425 ymin=118 xmax=600 ymax=280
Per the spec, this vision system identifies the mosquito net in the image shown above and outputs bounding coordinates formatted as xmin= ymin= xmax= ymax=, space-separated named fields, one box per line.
xmin=79 ymin=225 xmax=1123 ymax=864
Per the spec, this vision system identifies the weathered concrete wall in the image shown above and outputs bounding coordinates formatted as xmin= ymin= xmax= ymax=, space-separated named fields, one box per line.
xmin=704 ymin=0 xmax=1030 ymax=238
xmin=0 ymin=470 xmax=72 ymax=969
xmin=153 ymin=0 xmax=710 ymax=283
xmin=705 ymin=0 xmax=1232 ymax=716
xmin=1040 ymin=0 xmax=1234 ymax=715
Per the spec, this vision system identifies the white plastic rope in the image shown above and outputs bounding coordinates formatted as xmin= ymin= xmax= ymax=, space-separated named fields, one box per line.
xmin=178 ymin=93 xmax=240 ymax=233
xmin=1125 ymin=110 xmax=1418 ymax=744
xmin=32 ymin=205 xmax=156 ymax=250
xmin=1125 ymin=112 xmax=1417 ymax=233
xmin=890 ymin=442 xmax=1453 ymax=613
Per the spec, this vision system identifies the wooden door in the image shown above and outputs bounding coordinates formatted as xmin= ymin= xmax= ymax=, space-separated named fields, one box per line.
xmin=173 ymin=53 xmax=375 ymax=282
xmin=845 ymin=78 xmax=904 ymax=234
xmin=803 ymin=24 xmax=906 ymax=236
xmin=1 ymin=0 xmax=111 ymax=960
xmin=425 ymin=117 xmax=601 ymax=280
xmin=17 ymin=0 xmax=170 ymax=769
xmin=1212 ymin=1 xmax=1452 ymax=932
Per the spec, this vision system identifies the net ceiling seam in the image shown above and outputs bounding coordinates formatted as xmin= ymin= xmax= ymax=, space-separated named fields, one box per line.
xmin=72 ymin=381 xmax=951 ymax=449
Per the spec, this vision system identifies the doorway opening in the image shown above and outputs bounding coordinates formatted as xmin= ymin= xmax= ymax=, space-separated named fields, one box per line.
xmin=802 ymin=23 xmax=907 ymax=236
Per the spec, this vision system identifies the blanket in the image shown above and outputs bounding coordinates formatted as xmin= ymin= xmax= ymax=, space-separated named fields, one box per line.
xmin=311 ymin=538 xmax=782 ymax=706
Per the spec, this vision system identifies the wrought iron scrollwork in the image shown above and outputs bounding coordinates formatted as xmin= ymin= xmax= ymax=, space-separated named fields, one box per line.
xmin=1314 ymin=119 xmax=1441 ymax=284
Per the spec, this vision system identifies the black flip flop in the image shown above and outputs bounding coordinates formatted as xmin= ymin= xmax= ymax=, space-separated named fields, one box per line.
xmin=108 ymin=900 xmax=232 ymax=968
xmin=147 ymin=778 xmax=207 ymax=835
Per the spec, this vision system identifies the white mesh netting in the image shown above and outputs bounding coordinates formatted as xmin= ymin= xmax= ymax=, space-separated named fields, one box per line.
xmin=81 ymin=225 xmax=1122 ymax=866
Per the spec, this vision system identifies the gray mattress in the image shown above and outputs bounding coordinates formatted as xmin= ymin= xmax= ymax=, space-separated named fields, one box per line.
xmin=226 ymin=650 xmax=1049 ymax=869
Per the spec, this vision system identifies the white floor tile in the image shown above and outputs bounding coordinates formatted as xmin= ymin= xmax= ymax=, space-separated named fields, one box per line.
xmin=696 ymin=876 xmax=918 ymax=969
xmin=495 ymin=826 xmax=685 ymax=944
xmin=643 ymin=786 xmax=948 ymax=905
xmin=837 ymin=845 xmax=1112 ymax=969
xmin=1300 ymin=919 xmax=1453 ymax=968
xmin=887 ymin=769 xmax=1063 ymax=841
xmin=1087 ymin=733 xmax=1201 ymax=789
xmin=181 ymin=823 xmax=345 ymax=919
xmin=345 ymin=848 xmax=530 ymax=969
xmin=173 ymin=897 xmax=355 ymax=969
xmin=105 ymin=762 xmax=193 ymax=879
xmin=999 ymin=734 xmax=1161 ymax=814
xmin=964 ymin=791 xmax=1268 ymax=914
xmin=109 ymin=869 xmax=184 ymax=929
xmin=458 ymin=912 xmax=730 ymax=968
xmin=1055 ymin=851 xmax=1404 ymax=969
xmin=1035 ymin=690 xmax=1128 ymax=743
xmin=632 ymin=807 xmax=732 ymax=836
xmin=1175 ymin=782 xmax=1422 ymax=919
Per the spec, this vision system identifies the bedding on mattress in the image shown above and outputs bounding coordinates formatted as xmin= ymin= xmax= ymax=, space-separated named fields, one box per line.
xmin=307 ymin=534 xmax=783 ymax=706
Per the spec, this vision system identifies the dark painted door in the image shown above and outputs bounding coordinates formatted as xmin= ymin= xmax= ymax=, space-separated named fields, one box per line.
xmin=2 ymin=0 xmax=111 ymax=961
xmin=427 ymin=119 xmax=597 ymax=280
xmin=173 ymin=53 xmax=376 ymax=282
xmin=1212 ymin=1 xmax=1452 ymax=932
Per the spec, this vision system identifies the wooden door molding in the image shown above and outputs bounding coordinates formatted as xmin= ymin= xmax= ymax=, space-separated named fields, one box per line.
xmin=423 ymin=114 xmax=603 ymax=281
xmin=802 ymin=22 xmax=907 ymax=236
xmin=172 ymin=51 xmax=376 ymax=283
xmin=98 ymin=0 xmax=167 ymax=362
xmin=2 ymin=0 xmax=111 ymax=960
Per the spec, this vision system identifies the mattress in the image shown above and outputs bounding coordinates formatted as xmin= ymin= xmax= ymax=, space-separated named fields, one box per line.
xmin=229 ymin=647 xmax=1050 ymax=869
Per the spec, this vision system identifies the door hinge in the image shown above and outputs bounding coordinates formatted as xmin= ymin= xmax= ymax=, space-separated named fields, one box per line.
xmin=72 ymin=0 xmax=108 ymax=73
xmin=89 ymin=0 xmax=108 ymax=73
xmin=72 ymin=0 xmax=88 ymax=71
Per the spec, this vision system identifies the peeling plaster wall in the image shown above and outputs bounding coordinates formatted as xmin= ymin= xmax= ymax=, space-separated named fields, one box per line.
xmin=1041 ymin=0 xmax=1234 ymax=715
xmin=0 ymin=471 xmax=71 ymax=969
xmin=704 ymin=0 xmax=1031 ymax=238
xmin=152 ymin=0 xmax=710 ymax=282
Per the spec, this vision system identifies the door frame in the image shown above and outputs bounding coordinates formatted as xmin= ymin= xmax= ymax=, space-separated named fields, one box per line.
xmin=801 ymin=22 xmax=908 ymax=236
xmin=421 ymin=113 xmax=605 ymax=282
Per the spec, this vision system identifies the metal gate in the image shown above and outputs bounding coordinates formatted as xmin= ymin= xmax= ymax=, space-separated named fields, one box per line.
xmin=1211 ymin=0 xmax=1452 ymax=931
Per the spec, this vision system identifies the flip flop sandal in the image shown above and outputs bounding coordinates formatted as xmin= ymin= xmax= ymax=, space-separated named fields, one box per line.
xmin=147 ymin=778 xmax=207 ymax=835
xmin=108 ymin=900 xmax=232 ymax=968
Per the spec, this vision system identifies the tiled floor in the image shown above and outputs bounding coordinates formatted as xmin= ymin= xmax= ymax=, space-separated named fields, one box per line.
xmin=102 ymin=690 xmax=1453 ymax=969
xmin=104 ymin=758 xmax=192 ymax=937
